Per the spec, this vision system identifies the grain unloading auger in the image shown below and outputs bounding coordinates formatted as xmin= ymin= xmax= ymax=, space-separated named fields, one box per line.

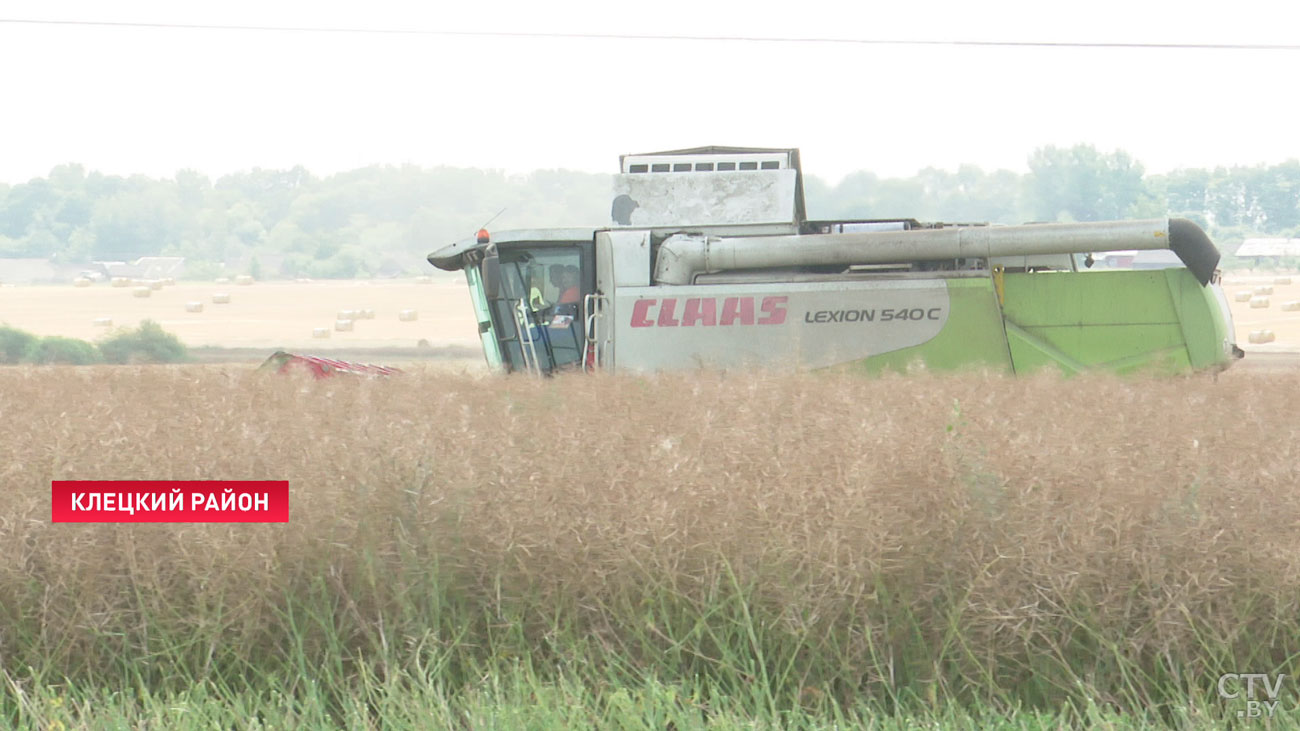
xmin=428 ymin=146 xmax=1240 ymax=376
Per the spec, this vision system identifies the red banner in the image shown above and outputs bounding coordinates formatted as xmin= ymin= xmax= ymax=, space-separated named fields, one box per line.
xmin=51 ymin=481 xmax=289 ymax=523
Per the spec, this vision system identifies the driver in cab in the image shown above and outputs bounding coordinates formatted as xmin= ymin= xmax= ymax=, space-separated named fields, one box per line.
xmin=529 ymin=265 xmax=581 ymax=311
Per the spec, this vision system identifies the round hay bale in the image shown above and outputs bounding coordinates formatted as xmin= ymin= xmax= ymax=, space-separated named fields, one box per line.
xmin=110 ymin=277 xmax=131 ymax=288
xmin=415 ymin=276 xmax=433 ymax=285
xmin=1275 ymin=277 xmax=1292 ymax=285
xmin=92 ymin=317 xmax=113 ymax=327
xmin=335 ymin=319 xmax=354 ymax=332
xmin=398 ymin=309 xmax=418 ymax=322
xmin=295 ymin=278 xmax=313 ymax=284
xmin=1253 ymin=285 xmax=1274 ymax=295
xmin=132 ymin=286 xmax=152 ymax=298
xmin=1248 ymin=330 xmax=1276 ymax=344
xmin=1249 ymin=296 xmax=1271 ymax=309
xmin=312 ymin=327 xmax=331 ymax=338
xmin=212 ymin=293 xmax=231 ymax=304
xmin=185 ymin=301 xmax=204 ymax=313
xmin=73 ymin=277 xmax=93 ymax=287
xmin=215 ymin=277 xmax=231 ymax=284
xmin=1234 ymin=290 xmax=1253 ymax=302
xmin=235 ymin=275 xmax=254 ymax=286
xmin=360 ymin=308 xmax=376 ymax=320
xmin=163 ymin=277 xmax=176 ymax=286
xmin=1281 ymin=300 xmax=1300 ymax=312
xmin=338 ymin=309 xmax=358 ymax=320
xmin=148 ymin=279 xmax=164 ymax=290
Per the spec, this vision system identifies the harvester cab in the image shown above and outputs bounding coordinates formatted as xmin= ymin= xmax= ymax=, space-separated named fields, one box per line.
xmin=429 ymin=147 xmax=1239 ymax=377
xmin=462 ymin=229 xmax=596 ymax=375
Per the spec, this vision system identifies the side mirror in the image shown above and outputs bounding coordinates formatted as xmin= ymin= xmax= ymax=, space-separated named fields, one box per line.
xmin=482 ymin=254 xmax=501 ymax=299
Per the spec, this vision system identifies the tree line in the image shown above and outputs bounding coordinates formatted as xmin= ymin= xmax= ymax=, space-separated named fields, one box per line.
xmin=1 ymin=144 xmax=1296 ymax=277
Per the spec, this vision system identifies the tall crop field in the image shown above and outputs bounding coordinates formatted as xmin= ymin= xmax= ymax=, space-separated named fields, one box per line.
xmin=1 ymin=365 xmax=1298 ymax=728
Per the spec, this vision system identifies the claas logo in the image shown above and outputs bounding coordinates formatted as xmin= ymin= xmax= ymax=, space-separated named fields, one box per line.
xmin=630 ymin=296 xmax=788 ymax=328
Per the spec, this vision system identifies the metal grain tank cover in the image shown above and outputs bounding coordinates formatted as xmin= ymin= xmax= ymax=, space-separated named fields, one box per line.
xmin=612 ymin=169 xmax=801 ymax=229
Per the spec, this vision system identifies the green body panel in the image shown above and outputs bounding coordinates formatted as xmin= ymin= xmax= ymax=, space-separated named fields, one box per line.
xmin=1165 ymin=268 xmax=1232 ymax=369
xmin=999 ymin=269 xmax=1229 ymax=375
xmin=848 ymin=269 xmax=1231 ymax=376
xmin=851 ymin=278 xmax=1014 ymax=374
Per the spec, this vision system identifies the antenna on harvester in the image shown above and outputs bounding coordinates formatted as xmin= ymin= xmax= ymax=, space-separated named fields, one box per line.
xmin=476 ymin=208 xmax=507 ymax=243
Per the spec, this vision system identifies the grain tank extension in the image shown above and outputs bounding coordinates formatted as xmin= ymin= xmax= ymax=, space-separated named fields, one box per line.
xmin=428 ymin=146 xmax=1240 ymax=376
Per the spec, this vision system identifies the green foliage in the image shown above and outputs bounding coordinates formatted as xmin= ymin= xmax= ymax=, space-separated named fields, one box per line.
xmin=97 ymin=320 xmax=188 ymax=364
xmin=0 ymin=325 xmax=103 ymax=364
xmin=0 ymin=324 xmax=38 ymax=364
xmin=0 ymin=323 xmax=189 ymax=365
xmin=1027 ymin=144 xmax=1148 ymax=222
xmin=4 ymin=153 xmax=1300 ymax=276
xmin=307 ymin=249 xmax=364 ymax=278
xmin=2 ymin=670 xmax=1238 ymax=729
xmin=23 ymin=335 xmax=102 ymax=365
xmin=0 ymin=164 xmax=608 ymax=275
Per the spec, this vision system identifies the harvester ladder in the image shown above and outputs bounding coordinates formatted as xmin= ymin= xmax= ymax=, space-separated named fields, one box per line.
xmin=513 ymin=299 xmax=543 ymax=376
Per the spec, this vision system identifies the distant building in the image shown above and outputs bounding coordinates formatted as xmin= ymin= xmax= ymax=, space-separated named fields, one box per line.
xmin=1235 ymin=238 xmax=1300 ymax=266
xmin=90 ymin=261 xmax=127 ymax=279
xmin=1095 ymin=250 xmax=1138 ymax=268
xmin=1082 ymin=249 xmax=1181 ymax=271
xmin=0 ymin=258 xmax=83 ymax=285
xmin=1130 ymin=250 xmax=1185 ymax=270
xmin=94 ymin=257 xmax=186 ymax=280
xmin=132 ymin=257 xmax=186 ymax=279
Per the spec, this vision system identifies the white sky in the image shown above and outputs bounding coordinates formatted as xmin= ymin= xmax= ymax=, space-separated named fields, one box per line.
xmin=3 ymin=0 xmax=1300 ymax=185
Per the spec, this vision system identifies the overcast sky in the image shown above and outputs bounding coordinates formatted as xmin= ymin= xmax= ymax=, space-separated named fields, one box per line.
xmin=3 ymin=0 xmax=1299 ymax=185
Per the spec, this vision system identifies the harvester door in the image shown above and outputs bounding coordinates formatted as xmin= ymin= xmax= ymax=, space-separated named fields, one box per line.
xmin=592 ymin=230 xmax=651 ymax=372
xmin=481 ymin=253 xmax=501 ymax=298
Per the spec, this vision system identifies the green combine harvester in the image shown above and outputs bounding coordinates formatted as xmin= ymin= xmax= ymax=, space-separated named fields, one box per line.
xmin=428 ymin=146 xmax=1241 ymax=376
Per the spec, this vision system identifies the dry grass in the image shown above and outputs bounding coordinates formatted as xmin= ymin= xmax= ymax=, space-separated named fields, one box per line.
xmin=1 ymin=365 xmax=1299 ymax=721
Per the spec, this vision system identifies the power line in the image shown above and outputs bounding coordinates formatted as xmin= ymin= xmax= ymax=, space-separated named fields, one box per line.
xmin=3 ymin=17 xmax=1300 ymax=51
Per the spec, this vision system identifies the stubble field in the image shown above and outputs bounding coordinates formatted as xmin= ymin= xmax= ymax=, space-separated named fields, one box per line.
xmin=2 ymin=271 xmax=1299 ymax=358
xmin=0 ymin=276 xmax=479 ymax=352
xmin=1221 ymin=273 xmax=1300 ymax=350
xmin=2 ymin=365 xmax=1299 ymax=728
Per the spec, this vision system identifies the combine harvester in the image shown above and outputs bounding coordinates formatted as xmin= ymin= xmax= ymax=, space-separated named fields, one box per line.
xmin=428 ymin=146 xmax=1242 ymax=376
